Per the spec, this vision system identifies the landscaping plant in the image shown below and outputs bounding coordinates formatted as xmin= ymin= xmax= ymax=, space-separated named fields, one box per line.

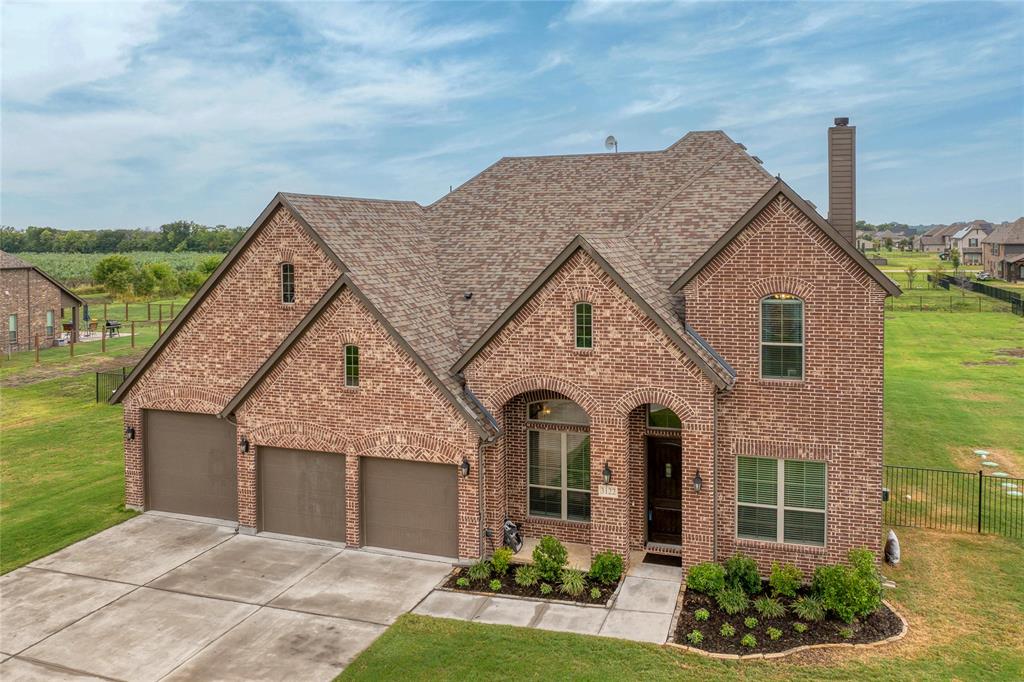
xmin=753 ymin=596 xmax=786 ymax=619
xmin=724 ymin=554 xmax=762 ymax=594
xmin=559 ymin=569 xmax=586 ymax=597
xmin=491 ymin=547 xmax=513 ymax=576
xmin=715 ymin=586 xmax=750 ymax=615
xmin=793 ymin=622 xmax=808 ymax=634
xmin=694 ymin=608 xmax=710 ymax=622
xmin=589 ymin=551 xmax=624 ymax=585
xmin=743 ymin=616 xmax=758 ymax=629
xmin=719 ymin=623 xmax=736 ymax=638
xmin=767 ymin=627 xmax=782 ymax=641
xmin=685 ymin=561 xmax=726 ymax=595
xmin=514 ymin=564 xmax=540 ymax=587
xmin=840 ymin=627 xmax=854 ymax=639
xmin=812 ymin=549 xmax=883 ymax=623
xmin=590 ymin=587 xmax=601 ymax=600
xmin=456 ymin=577 xmax=470 ymax=588
xmin=489 ymin=579 xmax=502 ymax=592
xmin=468 ymin=560 xmax=492 ymax=582
xmin=686 ymin=630 xmax=704 ymax=645
xmin=769 ymin=562 xmax=803 ymax=598
xmin=791 ymin=595 xmax=825 ymax=622
xmin=533 ymin=535 xmax=569 ymax=583
xmin=740 ymin=634 xmax=757 ymax=648
xmin=539 ymin=583 xmax=553 ymax=595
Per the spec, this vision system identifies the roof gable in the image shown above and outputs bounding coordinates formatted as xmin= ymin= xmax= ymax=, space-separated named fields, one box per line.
xmin=1 ymin=250 xmax=85 ymax=305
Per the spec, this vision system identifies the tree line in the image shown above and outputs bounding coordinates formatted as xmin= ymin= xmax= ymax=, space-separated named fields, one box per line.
xmin=92 ymin=254 xmax=221 ymax=299
xmin=0 ymin=220 xmax=245 ymax=253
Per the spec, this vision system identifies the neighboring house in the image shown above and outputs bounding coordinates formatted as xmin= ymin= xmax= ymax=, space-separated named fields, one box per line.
xmin=949 ymin=221 xmax=993 ymax=265
xmin=0 ymin=251 xmax=84 ymax=351
xmin=917 ymin=225 xmax=946 ymax=252
xmin=111 ymin=118 xmax=900 ymax=577
xmin=982 ymin=219 xmax=1024 ymax=282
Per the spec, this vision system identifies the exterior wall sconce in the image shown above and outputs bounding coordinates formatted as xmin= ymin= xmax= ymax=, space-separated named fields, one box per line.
xmin=460 ymin=457 xmax=471 ymax=478
xmin=692 ymin=469 xmax=703 ymax=493
xmin=603 ymin=462 xmax=613 ymax=485
xmin=125 ymin=426 xmax=135 ymax=440
xmin=240 ymin=437 xmax=250 ymax=454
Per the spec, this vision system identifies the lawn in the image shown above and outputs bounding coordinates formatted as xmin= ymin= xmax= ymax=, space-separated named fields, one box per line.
xmin=864 ymin=250 xmax=982 ymax=272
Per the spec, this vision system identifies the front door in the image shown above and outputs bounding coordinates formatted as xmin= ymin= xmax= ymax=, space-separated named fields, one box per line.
xmin=647 ymin=438 xmax=682 ymax=544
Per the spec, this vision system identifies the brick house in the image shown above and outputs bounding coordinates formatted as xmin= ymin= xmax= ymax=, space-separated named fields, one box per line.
xmin=111 ymin=118 xmax=900 ymax=576
xmin=1 ymin=251 xmax=84 ymax=351
xmin=982 ymin=219 xmax=1024 ymax=282
xmin=949 ymin=222 xmax=993 ymax=266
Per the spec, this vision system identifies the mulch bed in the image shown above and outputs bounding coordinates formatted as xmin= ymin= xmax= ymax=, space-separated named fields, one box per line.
xmin=673 ymin=586 xmax=903 ymax=655
xmin=443 ymin=566 xmax=616 ymax=605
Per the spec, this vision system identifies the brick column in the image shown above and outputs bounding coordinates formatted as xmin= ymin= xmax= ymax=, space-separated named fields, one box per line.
xmin=681 ymin=424 xmax=715 ymax=570
xmin=458 ymin=451 xmax=482 ymax=561
xmin=345 ymin=455 xmax=361 ymax=547
xmin=124 ymin=405 xmax=144 ymax=510
xmin=588 ymin=416 xmax=630 ymax=559
xmin=236 ymin=415 xmax=257 ymax=530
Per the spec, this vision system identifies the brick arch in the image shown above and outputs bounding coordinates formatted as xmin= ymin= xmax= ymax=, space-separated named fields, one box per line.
xmin=749 ymin=275 xmax=815 ymax=301
xmin=126 ymin=386 xmax=231 ymax=414
xmin=248 ymin=420 xmax=349 ymax=454
xmin=349 ymin=430 xmax=465 ymax=465
xmin=486 ymin=374 xmax=599 ymax=417
xmin=612 ymin=386 xmax=695 ymax=423
xmin=278 ymin=247 xmax=295 ymax=263
xmin=567 ymin=285 xmax=601 ymax=305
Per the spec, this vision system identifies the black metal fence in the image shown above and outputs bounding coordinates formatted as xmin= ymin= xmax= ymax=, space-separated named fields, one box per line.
xmin=95 ymin=367 xmax=131 ymax=402
xmin=884 ymin=465 xmax=1023 ymax=539
xmin=928 ymin=274 xmax=1024 ymax=315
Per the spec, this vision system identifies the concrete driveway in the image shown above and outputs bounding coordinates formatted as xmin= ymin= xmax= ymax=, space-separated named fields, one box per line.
xmin=0 ymin=514 xmax=452 ymax=681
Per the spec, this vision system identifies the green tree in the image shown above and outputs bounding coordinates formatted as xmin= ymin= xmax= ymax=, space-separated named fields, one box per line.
xmin=142 ymin=262 xmax=180 ymax=297
xmin=950 ymin=247 xmax=961 ymax=276
xmin=93 ymin=255 xmax=134 ymax=287
xmin=905 ymin=264 xmax=918 ymax=290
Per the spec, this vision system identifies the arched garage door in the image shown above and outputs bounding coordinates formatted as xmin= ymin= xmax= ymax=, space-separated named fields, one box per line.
xmin=361 ymin=458 xmax=458 ymax=557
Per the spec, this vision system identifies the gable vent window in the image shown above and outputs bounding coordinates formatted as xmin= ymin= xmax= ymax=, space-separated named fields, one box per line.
xmin=761 ymin=294 xmax=803 ymax=380
xmin=574 ymin=302 xmax=593 ymax=349
xmin=345 ymin=345 xmax=360 ymax=387
xmin=281 ymin=263 xmax=295 ymax=304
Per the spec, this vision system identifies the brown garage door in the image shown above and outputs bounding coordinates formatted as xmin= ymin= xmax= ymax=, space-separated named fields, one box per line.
xmin=362 ymin=458 xmax=458 ymax=557
xmin=259 ymin=448 xmax=346 ymax=542
xmin=144 ymin=410 xmax=237 ymax=520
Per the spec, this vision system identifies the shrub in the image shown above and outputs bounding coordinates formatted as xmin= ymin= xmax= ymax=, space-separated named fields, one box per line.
xmin=694 ymin=608 xmax=710 ymax=622
xmin=744 ymin=616 xmax=758 ymax=629
xmin=769 ymin=562 xmax=803 ymax=598
xmin=839 ymin=627 xmax=854 ymax=640
xmin=793 ymin=622 xmax=809 ymax=634
xmin=767 ymin=627 xmax=782 ymax=641
xmin=533 ymin=536 xmax=569 ymax=582
xmin=720 ymin=623 xmax=736 ymax=638
xmin=559 ymin=569 xmax=586 ymax=597
xmin=715 ymin=587 xmax=750 ymax=615
xmin=686 ymin=629 xmax=704 ymax=645
xmin=514 ymin=564 xmax=540 ymax=588
xmin=540 ymin=583 xmax=553 ymax=595
xmin=491 ymin=547 xmax=513 ymax=576
xmin=812 ymin=549 xmax=882 ymax=623
xmin=791 ymin=595 xmax=825 ymax=622
xmin=724 ymin=554 xmax=762 ymax=595
xmin=467 ymin=561 xmax=492 ymax=582
xmin=753 ymin=596 xmax=786 ymax=619
xmin=590 ymin=587 xmax=601 ymax=600
xmin=456 ymin=577 xmax=470 ymax=588
xmin=489 ymin=579 xmax=502 ymax=592
xmin=740 ymin=633 xmax=757 ymax=648
xmin=686 ymin=562 xmax=726 ymax=595
xmin=589 ymin=551 xmax=624 ymax=585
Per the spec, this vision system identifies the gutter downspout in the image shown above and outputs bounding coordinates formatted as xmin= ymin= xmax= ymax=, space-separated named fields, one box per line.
xmin=713 ymin=387 xmax=720 ymax=563
xmin=462 ymin=381 xmax=502 ymax=559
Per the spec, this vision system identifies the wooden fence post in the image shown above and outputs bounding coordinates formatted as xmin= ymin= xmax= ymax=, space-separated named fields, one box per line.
xmin=103 ymin=303 xmax=108 ymax=320
xmin=147 ymin=302 xmax=151 ymax=321
xmin=158 ymin=320 xmax=163 ymax=337
xmin=131 ymin=321 xmax=135 ymax=348
xmin=35 ymin=335 xmax=39 ymax=364
xmin=70 ymin=337 xmax=74 ymax=357
xmin=170 ymin=302 xmax=175 ymax=317
xmin=101 ymin=321 xmax=106 ymax=353
xmin=159 ymin=304 xmax=163 ymax=323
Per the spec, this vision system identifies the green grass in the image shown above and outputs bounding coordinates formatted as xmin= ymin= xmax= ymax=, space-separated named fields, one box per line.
xmin=0 ymin=324 xmax=164 ymax=381
xmin=865 ymin=250 xmax=982 ymax=272
xmin=884 ymin=272 xmax=1016 ymax=312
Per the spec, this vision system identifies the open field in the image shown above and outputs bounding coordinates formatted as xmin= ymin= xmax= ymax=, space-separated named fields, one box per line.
xmin=883 ymin=272 xmax=1019 ymax=313
xmin=865 ymin=250 xmax=982 ymax=272
xmin=12 ymin=251 xmax=223 ymax=287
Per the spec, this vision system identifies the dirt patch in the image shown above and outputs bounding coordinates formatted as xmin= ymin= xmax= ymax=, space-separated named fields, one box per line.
xmin=951 ymin=447 xmax=1023 ymax=478
xmin=962 ymin=359 xmax=1014 ymax=366
xmin=1 ymin=351 xmax=144 ymax=388
xmin=443 ymin=567 xmax=616 ymax=605
xmin=996 ymin=348 xmax=1024 ymax=358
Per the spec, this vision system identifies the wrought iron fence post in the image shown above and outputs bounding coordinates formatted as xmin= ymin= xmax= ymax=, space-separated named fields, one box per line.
xmin=95 ymin=371 xmax=99 ymax=403
xmin=977 ymin=470 xmax=983 ymax=533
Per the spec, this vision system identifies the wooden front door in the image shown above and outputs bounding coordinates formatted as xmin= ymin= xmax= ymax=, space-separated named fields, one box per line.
xmin=647 ymin=438 xmax=682 ymax=545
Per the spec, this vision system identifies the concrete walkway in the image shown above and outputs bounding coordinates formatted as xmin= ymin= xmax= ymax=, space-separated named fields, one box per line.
xmin=413 ymin=559 xmax=682 ymax=644
xmin=0 ymin=514 xmax=451 ymax=681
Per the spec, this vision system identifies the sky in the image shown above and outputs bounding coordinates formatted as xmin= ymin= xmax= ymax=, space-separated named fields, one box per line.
xmin=2 ymin=0 xmax=1022 ymax=230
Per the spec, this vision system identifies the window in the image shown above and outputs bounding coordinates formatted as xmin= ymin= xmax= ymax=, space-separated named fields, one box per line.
xmin=648 ymin=403 xmax=681 ymax=430
xmin=280 ymin=263 xmax=295 ymax=303
xmin=968 ymin=238 xmax=978 ymax=248
xmin=529 ymin=431 xmax=591 ymax=521
xmin=345 ymin=345 xmax=359 ymax=387
xmin=574 ymin=302 xmax=592 ymax=349
xmin=991 ymin=243 xmax=1000 ymax=255
xmin=528 ymin=399 xmax=590 ymax=425
xmin=761 ymin=295 xmax=803 ymax=380
xmin=737 ymin=456 xmax=826 ymax=546
xmin=8 ymin=314 xmax=16 ymax=344
xmin=46 ymin=310 xmax=55 ymax=337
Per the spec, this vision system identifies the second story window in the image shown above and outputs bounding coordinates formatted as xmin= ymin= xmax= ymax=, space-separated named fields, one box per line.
xmin=761 ymin=294 xmax=803 ymax=380
xmin=345 ymin=345 xmax=359 ymax=387
xmin=574 ymin=302 xmax=592 ymax=349
xmin=968 ymin=238 xmax=978 ymax=248
xmin=281 ymin=263 xmax=295 ymax=304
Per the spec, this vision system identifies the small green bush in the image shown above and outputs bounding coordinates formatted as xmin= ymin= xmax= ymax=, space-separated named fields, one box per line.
xmin=740 ymin=633 xmax=757 ymax=648
xmin=694 ymin=608 xmax=710 ymax=622
xmin=456 ymin=577 xmax=470 ymax=588
xmin=686 ymin=629 xmax=704 ymax=645
xmin=812 ymin=549 xmax=882 ymax=623
xmin=720 ymin=623 xmax=736 ymax=637
xmin=724 ymin=554 xmax=762 ymax=595
xmin=793 ymin=622 xmax=808 ymax=634
xmin=590 ymin=587 xmax=602 ymax=600
xmin=839 ymin=627 xmax=854 ymax=640
xmin=686 ymin=562 xmax=726 ymax=595
xmin=715 ymin=587 xmax=750 ymax=615
xmin=559 ymin=569 xmax=586 ymax=597
xmin=514 ymin=564 xmax=540 ymax=587
xmin=791 ymin=595 xmax=825 ymax=622
xmin=539 ymin=583 xmax=553 ymax=595
xmin=769 ymin=562 xmax=803 ymax=598
xmin=767 ymin=627 xmax=782 ymax=641
xmin=489 ymin=579 xmax=502 ymax=592
xmin=589 ymin=551 xmax=624 ymax=585
xmin=467 ymin=561 xmax=492 ymax=582
xmin=744 ymin=616 xmax=758 ymax=629
xmin=533 ymin=535 xmax=569 ymax=583
xmin=753 ymin=596 xmax=786 ymax=619
xmin=491 ymin=547 xmax=513 ymax=576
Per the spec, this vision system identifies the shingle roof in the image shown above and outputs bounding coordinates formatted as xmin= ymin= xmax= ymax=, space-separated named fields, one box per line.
xmin=0 ymin=250 xmax=34 ymax=269
xmin=983 ymin=218 xmax=1024 ymax=245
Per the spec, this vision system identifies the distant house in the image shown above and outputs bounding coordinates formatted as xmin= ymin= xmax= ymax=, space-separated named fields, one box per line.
xmin=982 ymin=219 xmax=1024 ymax=282
xmin=949 ymin=222 xmax=993 ymax=265
xmin=916 ymin=225 xmax=947 ymax=252
xmin=0 ymin=251 xmax=85 ymax=350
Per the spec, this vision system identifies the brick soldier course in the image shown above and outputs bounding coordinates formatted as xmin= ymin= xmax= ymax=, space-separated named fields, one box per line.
xmin=112 ymin=120 xmax=901 ymax=575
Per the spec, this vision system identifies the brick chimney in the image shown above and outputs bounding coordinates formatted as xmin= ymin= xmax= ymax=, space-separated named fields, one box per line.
xmin=828 ymin=117 xmax=856 ymax=244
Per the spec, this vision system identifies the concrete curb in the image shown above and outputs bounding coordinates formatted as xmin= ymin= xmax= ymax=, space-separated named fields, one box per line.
xmin=664 ymin=600 xmax=909 ymax=660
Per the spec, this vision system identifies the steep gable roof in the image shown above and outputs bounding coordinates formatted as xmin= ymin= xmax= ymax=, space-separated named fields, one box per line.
xmin=983 ymin=218 xmax=1024 ymax=244
xmin=0 ymin=250 xmax=85 ymax=304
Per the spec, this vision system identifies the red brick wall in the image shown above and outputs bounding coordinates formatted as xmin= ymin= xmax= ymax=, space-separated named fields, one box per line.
xmin=1 ymin=269 xmax=64 ymax=350
xmin=235 ymin=287 xmax=481 ymax=559
xmin=683 ymin=194 xmax=887 ymax=575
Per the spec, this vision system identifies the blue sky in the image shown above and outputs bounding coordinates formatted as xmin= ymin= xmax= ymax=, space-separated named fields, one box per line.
xmin=2 ymin=1 xmax=1022 ymax=230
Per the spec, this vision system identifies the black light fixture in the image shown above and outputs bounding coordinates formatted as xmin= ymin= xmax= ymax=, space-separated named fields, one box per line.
xmin=240 ymin=437 xmax=250 ymax=454
xmin=692 ymin=469 xmax=703 ymax=493
xmin=125 ymin=426 xmax=135 ymax=440
xmin=603 ymin=462 xmax=612 ymax=485
xmin=460 ymin=457 xmax=471 ymax=478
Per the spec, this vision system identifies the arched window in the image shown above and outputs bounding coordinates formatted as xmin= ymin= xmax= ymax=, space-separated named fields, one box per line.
xmin=527 ymin=399 xmax=590 ymax=521
xmin=345 ymin=345 xmax=359 ymax=387
xmin=574 ymin=302 xmax=592 ymax=349
xmin=761 ymin=294 xmax=803 ymax=379
xmin=280 ymin=263 xmax=295 ymax=303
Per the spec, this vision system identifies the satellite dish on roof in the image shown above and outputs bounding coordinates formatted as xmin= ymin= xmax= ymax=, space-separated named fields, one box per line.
xmin=604 ymin=135 xmax=618 ymax=153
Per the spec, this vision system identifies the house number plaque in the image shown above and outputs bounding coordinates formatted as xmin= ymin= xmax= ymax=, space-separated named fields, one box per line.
xmin=598 ymin=484 xmax=618 ymax=498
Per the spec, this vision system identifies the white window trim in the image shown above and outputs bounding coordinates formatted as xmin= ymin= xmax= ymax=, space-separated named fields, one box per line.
xmin=528 ymin=430 xmax=591 ymax=522
xmin=736 ymin=456 xmax=827 ymax=547
xmin=759 ymin=296 xmax=805 ymax=381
